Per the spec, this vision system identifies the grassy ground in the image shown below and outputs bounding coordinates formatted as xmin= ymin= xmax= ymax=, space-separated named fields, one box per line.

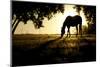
xmin=12 ymin=34 xmax=96 ymax=66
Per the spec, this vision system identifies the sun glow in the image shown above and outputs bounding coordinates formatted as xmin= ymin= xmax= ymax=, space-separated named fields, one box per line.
xmin=15 ymin=5 xmax=88 ymax=34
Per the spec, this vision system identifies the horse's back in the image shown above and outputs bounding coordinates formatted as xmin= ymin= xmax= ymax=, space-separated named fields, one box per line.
xmin=64 ymin=15 xmax=82 ymax=26
xmin=73 ymin=15 xmax=82 ymax=24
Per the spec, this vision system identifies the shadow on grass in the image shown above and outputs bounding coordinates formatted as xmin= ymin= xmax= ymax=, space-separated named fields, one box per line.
xmin=12 ymin=37 xmax=62 ymax=66
xmin=12 ymin=36 xmax=96 ymax=66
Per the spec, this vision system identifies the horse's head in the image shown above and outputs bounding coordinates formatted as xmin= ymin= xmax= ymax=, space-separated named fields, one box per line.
xmin=60 ymin=26 xmax=66 ymax=38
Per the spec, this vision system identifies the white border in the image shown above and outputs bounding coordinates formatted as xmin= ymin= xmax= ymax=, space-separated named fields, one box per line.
xmin=0 ymin=0 xmax=10 ymax=67
xmin=0 ymin=0 xmax=100 ymax=67
xmin=14 ymin=0 xmax=96 ymax=5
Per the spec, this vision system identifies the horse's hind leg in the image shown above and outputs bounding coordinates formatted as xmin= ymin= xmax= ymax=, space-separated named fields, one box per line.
xmin=76 ymin=25 xmax=78 ymax=37
xmin=79 ymin=24 xmax=82 ymax=37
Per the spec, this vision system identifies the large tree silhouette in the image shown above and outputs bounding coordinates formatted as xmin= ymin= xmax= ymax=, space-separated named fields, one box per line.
xmin=74 ymin=5 xmax=96 ymax=34
xmin=12 ymin=1 xmax=64 ymax=34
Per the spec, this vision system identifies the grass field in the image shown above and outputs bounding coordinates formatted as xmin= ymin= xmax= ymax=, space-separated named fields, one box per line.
xmin=12 ymin=34 xmax=96 ymax=66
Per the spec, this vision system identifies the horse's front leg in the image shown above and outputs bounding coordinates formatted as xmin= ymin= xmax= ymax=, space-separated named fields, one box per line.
xmin=67 ymin=27 xmax=70 ymax=38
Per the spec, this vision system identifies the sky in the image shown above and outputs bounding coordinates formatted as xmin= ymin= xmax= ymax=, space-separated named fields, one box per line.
xmin=14 ymin=4 xmax=87 ymax=34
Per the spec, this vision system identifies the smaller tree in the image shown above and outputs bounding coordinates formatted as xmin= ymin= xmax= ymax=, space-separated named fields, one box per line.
xmin=73 ymin=5 xmax=82 ymax=15
xmin=74 ymin=5 xmax=96 ymax=34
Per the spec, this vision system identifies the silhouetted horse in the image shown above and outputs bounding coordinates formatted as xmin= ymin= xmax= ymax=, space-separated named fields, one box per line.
xmin=61 ymin=15 xmax=82 ymax=38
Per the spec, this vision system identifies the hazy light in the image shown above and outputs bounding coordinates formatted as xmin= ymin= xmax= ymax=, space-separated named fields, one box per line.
xmin=67 ymin=12 xmax=77 ymax=16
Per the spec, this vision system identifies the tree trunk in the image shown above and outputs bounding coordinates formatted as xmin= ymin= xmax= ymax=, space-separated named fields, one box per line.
xmin=12 ymin=18 xmax=17 ymax=27
xmin=78 ymin=11 xmax=80 ymax=16
xmin=12 ymin=19 xmax=20 ymax=34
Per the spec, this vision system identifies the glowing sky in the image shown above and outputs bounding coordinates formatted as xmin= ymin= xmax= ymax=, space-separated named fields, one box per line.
xmin=14 ymin=5 xmax=88 ymax=34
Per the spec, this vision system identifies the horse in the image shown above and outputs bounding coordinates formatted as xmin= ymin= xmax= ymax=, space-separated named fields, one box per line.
xmin=60 ymin=15 xmax=82 ymax=38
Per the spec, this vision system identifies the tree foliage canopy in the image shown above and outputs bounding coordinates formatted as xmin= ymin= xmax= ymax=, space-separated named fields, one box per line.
xmin=12 ymin=1 xmax=64 ymax=28
xmin=12 ymin=1 xmax=64 ymax=34
xmin=74 ymin=5 xmax=96 ymax=24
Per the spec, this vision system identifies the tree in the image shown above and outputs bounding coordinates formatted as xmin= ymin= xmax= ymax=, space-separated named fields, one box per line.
xmin=12 ymin=1 xmax=64 ymax=34
xmin=73 ymin=5 xmax=82 ymax=15
xmin=74 ymin=5 xmax=96 ymax=34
